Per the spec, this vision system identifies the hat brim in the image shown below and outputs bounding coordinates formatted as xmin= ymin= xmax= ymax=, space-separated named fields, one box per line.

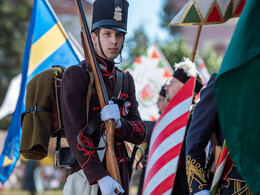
xmin=99 ymin=25 xmax=127 ymax=33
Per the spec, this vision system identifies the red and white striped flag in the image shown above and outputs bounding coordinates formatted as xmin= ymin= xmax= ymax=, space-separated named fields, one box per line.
xmin=142 ymin=77 xmax=195 ymax=195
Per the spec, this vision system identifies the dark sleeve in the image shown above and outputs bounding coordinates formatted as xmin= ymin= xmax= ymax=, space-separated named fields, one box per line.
xmin=115 ymin=73 xmax=146 ymax=145
xmin=60 ymin=65 xmax=108 ymax=184
xmin=185 ymin=73 xmax=218 ymax=194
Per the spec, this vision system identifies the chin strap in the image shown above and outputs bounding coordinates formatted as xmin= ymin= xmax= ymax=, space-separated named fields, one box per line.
xmin=97 ymin=28 xmax=109 ymax=60
xmin=114 ymin=53 xmax=123 ymax=64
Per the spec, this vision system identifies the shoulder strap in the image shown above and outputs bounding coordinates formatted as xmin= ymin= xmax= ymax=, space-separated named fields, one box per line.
xmin=102 ymin=69 xmax=126 ymax=99
xmin=79 ymin=63 xmax=94 ymax=126
xmin=83 ymin=69 xmax=128 ymax=136
xmin=86 ymin=71 xmax=94 ymax=125
xmin=123 ymin=71 xmax=128 ymax=93
xmin=112 ymin=70 xmax=129 ymax=98
xmin=21 ymin=106 xmax=50 ymax=126
xmin=112 ymin=70 xmax=124 ymax=98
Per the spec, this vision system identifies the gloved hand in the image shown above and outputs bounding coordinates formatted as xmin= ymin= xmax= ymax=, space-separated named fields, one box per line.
xmin=194 ymin=190 xmax=210 ymax=195
xmin=97 ymin=175 xmax=124 ymax=195
xmin=100 ymin=101 xmax=122 ymax=128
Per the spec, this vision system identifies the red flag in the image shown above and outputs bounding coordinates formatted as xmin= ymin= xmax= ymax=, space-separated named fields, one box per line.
xmin=142 ymin=77 xmax=195 ymax=195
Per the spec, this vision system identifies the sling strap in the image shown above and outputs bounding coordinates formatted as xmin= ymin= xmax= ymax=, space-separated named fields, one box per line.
xmin=87 ymin=70 xmax=128 ymax=135
xmin=77 ymin=70 xmax=128 ymax=150
xmin=106 ymin=69 xmax=123 ymax=98
xmin=21 ymin=106 xmax=50 ymax=125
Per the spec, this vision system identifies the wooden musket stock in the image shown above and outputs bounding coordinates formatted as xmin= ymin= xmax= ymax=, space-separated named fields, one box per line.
xmin=74 ymin=0 xmax=122 ymax=190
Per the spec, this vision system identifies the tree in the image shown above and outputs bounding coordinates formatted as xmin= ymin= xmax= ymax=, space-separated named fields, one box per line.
xmin=121 ymin=25 xmax=149 ymax=69
xmin=122 ymin=26 xmax=221 ymax=75
xmin=199 ymin=48 xmax=222 ymax=74
xmin=158 ymin=38 xmax=221 ymax=74
xmin=0 ymin=0 xmax=32 ymax=129
xmin=159 ymin=0 xmax=222 ymax=74
xmin=159 ymin=38 xmax=191 ymax=69
xmin=160 ymin=0 xmax=182 ymax=36
xmin=0 ymin=0 xmax=32 ymax=101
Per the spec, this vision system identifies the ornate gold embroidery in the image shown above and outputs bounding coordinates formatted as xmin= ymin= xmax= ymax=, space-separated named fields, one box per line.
xmin=230 ymin=179 xmax=252 ymax=195
xmin=186 ymin=155 xmax=208 ymax=193
xmin=218 ymin=178 xmax=253 ymax=195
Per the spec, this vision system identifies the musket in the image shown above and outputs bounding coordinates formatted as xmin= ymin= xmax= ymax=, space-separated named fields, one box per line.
xmin=74 ymin=0 xmax=122 ymax=191
xmin=128 ymin=145 xmax=145 ymax=178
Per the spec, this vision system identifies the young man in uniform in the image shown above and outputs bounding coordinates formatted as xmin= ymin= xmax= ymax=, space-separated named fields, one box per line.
xmin=185 ymin=73 xmax=252 ymax=195
xmin=164 ymin=58 xmax=204 ymax=195
xmin=60 ymin=0 xmax=146 ymax=194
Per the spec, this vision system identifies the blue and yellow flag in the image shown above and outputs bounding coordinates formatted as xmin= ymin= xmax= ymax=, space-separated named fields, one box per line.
xmin=0 ymin=0 xmax=80 ymax=184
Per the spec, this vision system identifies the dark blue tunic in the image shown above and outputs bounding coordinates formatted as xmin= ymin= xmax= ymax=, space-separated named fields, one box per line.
xmin=185 ymin=73 xmax=252 ymax=194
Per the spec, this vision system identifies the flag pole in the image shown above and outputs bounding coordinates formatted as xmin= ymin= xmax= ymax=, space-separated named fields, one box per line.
xmin=190 ymin=25 xmax=202 ymax=62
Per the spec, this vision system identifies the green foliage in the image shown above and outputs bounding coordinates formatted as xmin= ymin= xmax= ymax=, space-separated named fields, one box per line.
xmin=0 ymin=0 xmax=32 ymax=74
xmin=121 ymin=25 xmax=149 ymax=70
xmin=123 ymin=28 xmax=221 ymax=75
xmin=159 ymin=38 xmax=221 ymax=74
xmin=0 ymin=190 xmax=63 ymax=195
xmin=158 ymin=0 xmax=222 ymax=74
xmin=199 ymin=49 xmax=222 ymax=74
xmin=126 ymin=26 xmax=149 ymax=60
xmin=0 ymin=115 xmax=12 ymax=131
xmin=0 ymin=0 xmax=32 ymax=129
xmin=158 ymin=39 xmax=192 ymax=70
xmin=122 ymin=0 xmax=222 ymax=75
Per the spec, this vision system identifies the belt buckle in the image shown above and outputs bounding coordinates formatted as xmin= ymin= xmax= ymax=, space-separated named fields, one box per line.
xmin=31 ymin=106 xmax=37 ymax=113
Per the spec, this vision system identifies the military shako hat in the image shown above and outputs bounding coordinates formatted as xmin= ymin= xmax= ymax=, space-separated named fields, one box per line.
xmin=159 ymin=85 xmax=166 ymax=97
xmin=91 ymin=0 xmax=129 ymax=33
xmin=173 ymin=58 xmax=204 ymax=94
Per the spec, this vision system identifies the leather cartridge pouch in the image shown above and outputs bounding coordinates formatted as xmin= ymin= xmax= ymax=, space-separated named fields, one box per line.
xmin=54 ymin=134 xmax=76 ymax=169
xmin=55 ymin=147 xmax=75 ymax=169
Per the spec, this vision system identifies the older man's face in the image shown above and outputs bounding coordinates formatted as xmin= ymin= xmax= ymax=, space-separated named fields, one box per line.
xmin=164 ymin=77 xmax=184 ymax=102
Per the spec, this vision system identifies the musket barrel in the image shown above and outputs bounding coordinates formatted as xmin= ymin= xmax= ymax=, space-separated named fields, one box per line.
xmin=74 ymin=0 xmax=122 ymax=189
xmin=75 ymin=0 xmax=109 ymax=106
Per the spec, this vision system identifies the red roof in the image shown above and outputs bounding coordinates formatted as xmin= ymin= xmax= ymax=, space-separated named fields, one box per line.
xmin=49 ymin=0 xmax=92 ymax=15
xmin=28 ymin=0 xmax=92 ymax=16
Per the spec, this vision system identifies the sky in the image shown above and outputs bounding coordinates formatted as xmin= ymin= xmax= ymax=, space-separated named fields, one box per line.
xmin=127 ymin=0 xmax=169 ymax=42
xmin=87 ymin=0 xmax=169 ymax=43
